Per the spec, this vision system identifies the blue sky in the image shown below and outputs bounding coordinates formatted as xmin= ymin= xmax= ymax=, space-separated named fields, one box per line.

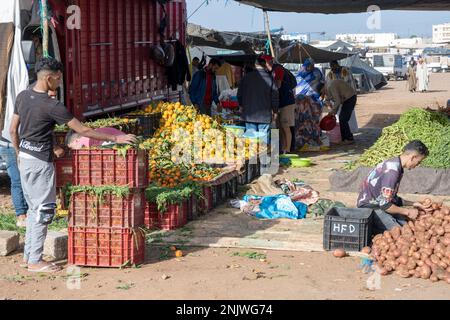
xmin=187 ymin=0 xmax=450 ymax=39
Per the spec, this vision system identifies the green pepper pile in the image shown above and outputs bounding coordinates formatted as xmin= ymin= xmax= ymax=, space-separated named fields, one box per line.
xmin=346 ymin=108 xmax=450 ymax=170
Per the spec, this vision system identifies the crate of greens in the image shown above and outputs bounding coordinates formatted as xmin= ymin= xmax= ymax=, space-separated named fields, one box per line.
xmin=68 ymin=186 xmax=145 ymax=228
xmin=73 ymin=148 xmax=148 ymax=188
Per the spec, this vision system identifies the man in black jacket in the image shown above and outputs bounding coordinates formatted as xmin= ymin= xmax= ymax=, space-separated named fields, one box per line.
xmin=237 ymin=56 xmax=279 ymax=144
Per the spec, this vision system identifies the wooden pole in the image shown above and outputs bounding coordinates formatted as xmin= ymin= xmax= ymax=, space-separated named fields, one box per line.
xmin=263 ymin=10 xmax=275 ymax=58
xmin=41 ymin=0 xmax=49 ymax=58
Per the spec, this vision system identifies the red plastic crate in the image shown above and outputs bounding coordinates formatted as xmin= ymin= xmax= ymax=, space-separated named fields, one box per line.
xmin=73 ymin=149 xmax=148 ymax=187
xmin=68 ymin=226 xmax=145 ymax=268
xmin=55 ymin=151 xmax=73 ymax=188
xmin=159 ymin=202 xmax=188 ymax=231
xmin=198 ymin=186 xmax=213 ymax=214
xmin=69 ymin=189 xmax=144 ymax=228
xmin=187 ymin=195 xmax=199 ymax=221
xmin=144 ymin=202 xmax=188 ymax=230
xmin=144 ymin=202 xmax=159 ymax=229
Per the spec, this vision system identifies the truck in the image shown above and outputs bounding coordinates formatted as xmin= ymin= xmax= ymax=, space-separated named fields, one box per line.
xmin=4 ymin=0 xmax=187 ymax=120
xmin=372 ymin=54 xmax=407 ymax=81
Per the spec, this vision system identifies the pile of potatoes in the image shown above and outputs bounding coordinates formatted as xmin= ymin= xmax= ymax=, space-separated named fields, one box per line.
xmin=371 ymin=200 xmax=450 ymax=283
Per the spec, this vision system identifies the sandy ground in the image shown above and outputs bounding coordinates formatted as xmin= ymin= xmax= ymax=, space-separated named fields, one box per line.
xmin=0 ymin=73 xmax=449 ymax=300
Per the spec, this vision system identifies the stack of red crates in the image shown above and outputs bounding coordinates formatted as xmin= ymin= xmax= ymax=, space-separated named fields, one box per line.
xmin=68 ymin=149 xmax=148 ymax=267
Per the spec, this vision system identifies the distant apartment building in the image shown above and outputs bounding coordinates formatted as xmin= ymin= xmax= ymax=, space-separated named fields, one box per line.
xmin=433 ymin=23 xmax=450 ymax=43
xmin=281 ymin=33 xmax=309 ymax=43
xmin=336 ymin=33 xmax=397 ymax=46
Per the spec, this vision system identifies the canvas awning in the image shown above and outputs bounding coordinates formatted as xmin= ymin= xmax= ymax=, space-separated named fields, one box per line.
xmin=187 ymin=23 xmax=282 ymax=53
xmin=235 ymin=0 xmax=450 ymax=13
xmin=277 ymin=42 xmax=353 ymax=63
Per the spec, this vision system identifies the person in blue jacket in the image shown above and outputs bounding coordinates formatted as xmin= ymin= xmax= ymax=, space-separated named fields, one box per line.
xmin=189 ymin=58 xmax=222 ymax=116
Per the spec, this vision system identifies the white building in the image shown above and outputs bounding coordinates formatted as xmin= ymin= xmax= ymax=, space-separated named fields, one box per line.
xmin=281 ymin=33 xmax=309 ymax=43
xmin=433 ymin=23 xmax=450 ymax=44
xmin=336 ymin=33 xmax=397 ymax=46
xmin=388 ymin=37 xmax=434 ymax=50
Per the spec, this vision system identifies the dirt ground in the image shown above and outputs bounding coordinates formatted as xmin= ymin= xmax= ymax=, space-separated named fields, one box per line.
xmin=0 ymin=73 xmax=449 ymax=300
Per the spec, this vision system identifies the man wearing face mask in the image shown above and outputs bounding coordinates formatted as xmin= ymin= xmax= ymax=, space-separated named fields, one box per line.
xmin=10 ymin=57 xmax=137 ymax=273
xmin=357 ymin=140 xmax=433 ymax=234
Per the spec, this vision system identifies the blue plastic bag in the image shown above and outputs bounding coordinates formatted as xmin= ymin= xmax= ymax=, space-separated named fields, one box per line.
xmin=243 ymin=195 xmax=307 ymax=220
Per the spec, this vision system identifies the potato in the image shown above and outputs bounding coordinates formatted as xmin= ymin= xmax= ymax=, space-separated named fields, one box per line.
xmin=420 ymin=265 xmax=432 ymax=279
xmin=406 ymin=259 xmax=417 ymax=270
xmin=430 ymin=254 xmax=440 ymax=265
xmin=430 ymin=237 xmax=438 ymax=248
xmin=441 ymin=207 xmax=450 ymax=215
xmin=383 ymin=230 xmax=392 ymax=239
xmin=332 ymin=248 xmax=346 ymax=258
xmin=430 ymin=274 xmax=439 ymax=282
xmin=379 ymin=268 xmax=389 ymax=276
xmin=425 ymin=258 xmax=433 ymax=268
xmin=361 ymin=246 xmax=371 ymax=254
xmin=438 ymin=260 xmax=448 ymax=269
xmin=395 ymin=268 xmax=411 ymax=278
xmin=436 ymin=227 xmax=445 ymax=236
xmin=392 ymin=249 xmax=402 ymax=258
xmin=397 ymin=255 xmax=408 ymax=265
xmin=373 ymin=234 xmax=383 ymax=242
xmin=414 ymin=270 xmax=421 ymax=278
xmin=434 ymin=212 xmax=444 ymax=220
xmin=391 ymin=225 xmax=401 ymax=237
xmin=434 ymin=267 xmax=447 ymax=280
xmin=413 ymin=252 xmax=421 ymax=260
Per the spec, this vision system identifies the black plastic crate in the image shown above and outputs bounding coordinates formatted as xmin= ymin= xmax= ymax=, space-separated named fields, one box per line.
xmin=323 ymin=207 xmax=374 ymax=252
xmin=212 ymin=185 xmax=219 ymax=207
xmin=191 ymin=195 xmax=200 ymax=220
xmin=220 ymin=182 xmax=227 ymax=202
xmin=246 ymin=161 xmax=254 ymax=183
xmin=126 ymin=113 xmax=161 ymax=137
xmin=237 ymin=161 xmax=249 ymax=185
xmin=226 ymin=177 xmax=238 ymax=197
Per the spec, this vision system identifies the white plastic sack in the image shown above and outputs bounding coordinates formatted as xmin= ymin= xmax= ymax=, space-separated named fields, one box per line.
xmin=1 ymin=0 xmax=29 ymax=141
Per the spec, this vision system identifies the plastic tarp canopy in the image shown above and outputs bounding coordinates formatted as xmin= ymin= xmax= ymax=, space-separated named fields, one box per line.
xmin=235 ymin=0 xmax=450 ymax=13
xmin=338 ymin=55 xmax=387 ymax=91
xmin=277 ymin=42 xmax=353 ymax=64
xmin=187 ymin=23 xmax=288 ymax=53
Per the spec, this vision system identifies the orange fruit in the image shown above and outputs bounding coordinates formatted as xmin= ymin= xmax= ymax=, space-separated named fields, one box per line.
xmin=169 ymin=246 xmax=177 ymax=251
xmin=175 ymin=250 xmax=183 ymax=258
